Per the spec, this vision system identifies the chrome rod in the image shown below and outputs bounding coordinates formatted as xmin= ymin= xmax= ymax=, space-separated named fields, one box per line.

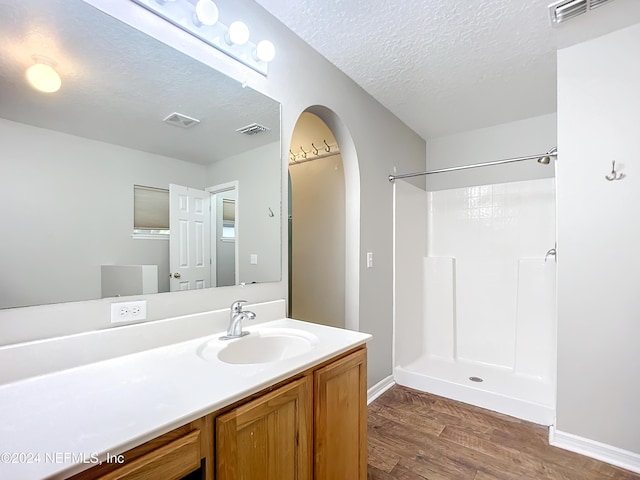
xmin=388 ymin=150 xmax=558 ymax=182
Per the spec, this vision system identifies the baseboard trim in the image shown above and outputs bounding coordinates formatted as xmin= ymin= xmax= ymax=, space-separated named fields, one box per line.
xmin=549 ymin=426 xmax=640 ymax=474
xmin=368 ymin=375 xmax=395 ymax=405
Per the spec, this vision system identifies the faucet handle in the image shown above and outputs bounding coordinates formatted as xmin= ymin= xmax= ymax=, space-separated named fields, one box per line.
xmin=231 ymin=300 xmax=248 ymax=313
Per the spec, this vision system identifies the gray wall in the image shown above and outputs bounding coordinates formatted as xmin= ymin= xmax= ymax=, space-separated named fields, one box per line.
xmin=0 ymin=0 xmax=426 ymax=388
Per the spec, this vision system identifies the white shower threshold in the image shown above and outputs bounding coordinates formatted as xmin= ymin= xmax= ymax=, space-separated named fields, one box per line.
xmin=394 ymin=355 xmax=555 ymax=425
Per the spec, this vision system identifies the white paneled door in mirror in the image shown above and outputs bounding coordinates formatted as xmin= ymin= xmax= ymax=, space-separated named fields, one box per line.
xmin=169 ymin=184 xmax=212 ymax=293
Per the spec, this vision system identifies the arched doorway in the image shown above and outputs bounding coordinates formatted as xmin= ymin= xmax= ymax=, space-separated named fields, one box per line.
xmin=288 ymin=107 xmax=360 ymax=332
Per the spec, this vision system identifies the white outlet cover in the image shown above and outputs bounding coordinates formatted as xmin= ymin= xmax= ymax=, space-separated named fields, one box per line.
xmin=111 ymin=301 xmax=147 ymax=324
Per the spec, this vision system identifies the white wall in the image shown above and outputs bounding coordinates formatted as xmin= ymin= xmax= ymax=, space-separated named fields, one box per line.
xmin=208 ymin=142 xmax=281 ymax=285
xmin=0 ymin=118 xmax=207 ymax=309
xmin=392 ymin=180 xmax=426 ymax=368
xmin=0 ymin=0 xmax=426 ymax=387
xmin=289 ymin=112 xmax=345 ymax=329
xmin=425 ymin=113 xmax=557 ymax=191
xmin=556 ymin=22 xmax=640 ymax=454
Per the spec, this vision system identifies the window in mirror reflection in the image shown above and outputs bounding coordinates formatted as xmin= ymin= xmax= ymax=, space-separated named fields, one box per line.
xmin=221 ymin=199 xmax=236 ymax=241
xmin=133 ymin=185 xmax=170 ymax=238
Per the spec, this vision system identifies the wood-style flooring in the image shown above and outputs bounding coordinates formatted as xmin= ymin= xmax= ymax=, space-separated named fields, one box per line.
xmin=367 ymin=385 xmax=640 ymax=480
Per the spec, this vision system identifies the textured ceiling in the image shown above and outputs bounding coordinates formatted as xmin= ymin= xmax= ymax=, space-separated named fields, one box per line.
xmin=0 ymin=0 xmax=280 ymax=165
xmin=255 ymin=0 xmax=559 ymax=138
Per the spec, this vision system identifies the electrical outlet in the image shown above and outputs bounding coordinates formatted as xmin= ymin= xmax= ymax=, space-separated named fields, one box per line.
xmin=111 ymin=300 xmax=147 ymax=324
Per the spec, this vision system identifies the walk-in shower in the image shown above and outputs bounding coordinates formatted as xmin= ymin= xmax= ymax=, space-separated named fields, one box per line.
xmin=392 ymin=151 xmax=557 ymax=424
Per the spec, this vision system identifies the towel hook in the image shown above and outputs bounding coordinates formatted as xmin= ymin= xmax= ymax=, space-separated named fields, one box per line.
xmin=605 ymin=160 xmax=625 ymax=181
xmin=311 ymin=143 xmax=319 ymax=155
xmin=323 ymin=139 xmax=331 ymax=152
xmin=289 ymin=149 xmax=297 ymax=163
xmin=299 ymin=146 xmax=308 ymax=159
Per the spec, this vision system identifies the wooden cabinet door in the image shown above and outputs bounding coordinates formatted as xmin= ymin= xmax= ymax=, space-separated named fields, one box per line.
xmin=314 ymin=348 xmax=367 ymax=480
xmin=69 ymin=416 xmax=212 ymax=480
xmin=216 ymin=376 xmax=312 ymax=480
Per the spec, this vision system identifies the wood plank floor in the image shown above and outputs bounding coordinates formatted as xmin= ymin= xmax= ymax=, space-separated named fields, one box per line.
xmin=367 ymin=386 xmax=640 ymax=480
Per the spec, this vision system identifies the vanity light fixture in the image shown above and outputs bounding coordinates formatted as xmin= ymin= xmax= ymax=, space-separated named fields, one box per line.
xmin=131 ymin=0 xmax=276 ymax=75
xmin=25 ymin=58 xmax=62 ymax=93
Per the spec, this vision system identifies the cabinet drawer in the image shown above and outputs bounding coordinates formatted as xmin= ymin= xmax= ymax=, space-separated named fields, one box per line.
xmin=99 ymin=429 xmax=201 ymax=480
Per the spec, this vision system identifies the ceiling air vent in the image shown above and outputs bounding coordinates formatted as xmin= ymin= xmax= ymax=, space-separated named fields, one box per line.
xmin=549 ymin=0 xmax=615 ymax=25
xmin=236 ymin=123 xmax=270 ymax=135
xmin=163 ymin=112 xmax=200 ymax=128
xmin=589 ymin=0 xmax=612 ymax=8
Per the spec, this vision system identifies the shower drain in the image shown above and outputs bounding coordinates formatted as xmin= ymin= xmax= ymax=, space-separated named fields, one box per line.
xmin=469 ymin=376 xmax=484 ymax=383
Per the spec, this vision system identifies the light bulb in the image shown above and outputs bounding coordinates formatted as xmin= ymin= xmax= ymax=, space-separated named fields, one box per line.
xmin=255 ymin=40 xmax=275 ymax=62
xmin=194 ymin=0 xmax=219 ymax=26
xmin=227 ymin=21 xmax=250 ymax=45
xmin=26 ymin=63 xmax=61 ymax=93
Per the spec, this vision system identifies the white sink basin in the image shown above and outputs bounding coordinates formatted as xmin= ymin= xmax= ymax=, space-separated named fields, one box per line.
xmin=198 ymin=328 xmax=319 ymax=364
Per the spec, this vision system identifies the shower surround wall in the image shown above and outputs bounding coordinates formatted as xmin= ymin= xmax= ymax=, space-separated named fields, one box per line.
xmin=394 ymin=178 xmax=556 ymax=424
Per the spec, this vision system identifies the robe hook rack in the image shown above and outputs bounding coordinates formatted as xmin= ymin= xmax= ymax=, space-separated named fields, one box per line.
xmin=289 ymin=139 xmax=340 ymax=164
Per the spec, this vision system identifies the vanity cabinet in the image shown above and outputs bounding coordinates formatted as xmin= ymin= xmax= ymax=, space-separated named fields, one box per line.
xmin=68 ymin=347 xmax=366 ymax=480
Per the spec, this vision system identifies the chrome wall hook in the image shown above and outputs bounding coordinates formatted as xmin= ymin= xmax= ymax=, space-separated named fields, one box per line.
xmin=545 ymin=247 xmax=556 ymax=262
xmin=605 ymin=160 xmax=625 ymax=181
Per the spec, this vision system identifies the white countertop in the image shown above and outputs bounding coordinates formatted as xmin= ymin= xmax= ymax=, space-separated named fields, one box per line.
xmin=0 ymin=317 xmax=371 ymax=479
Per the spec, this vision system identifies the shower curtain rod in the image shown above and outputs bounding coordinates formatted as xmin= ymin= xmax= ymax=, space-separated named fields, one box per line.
xmin=388 ymin=149 xmax=558 ymax=182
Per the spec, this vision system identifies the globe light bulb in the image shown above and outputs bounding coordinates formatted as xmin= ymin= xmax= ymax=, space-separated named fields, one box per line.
xmin=228 ymin=21 xmax=250 ymax=45
xmin=194 ymin=0 xmax=219 ymax=26
xmin=255 ymin=40 xmax=275 ymax=62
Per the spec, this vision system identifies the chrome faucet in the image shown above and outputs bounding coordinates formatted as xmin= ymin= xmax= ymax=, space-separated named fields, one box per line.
xmin=220 ymin=300 xmax=256 ymax=340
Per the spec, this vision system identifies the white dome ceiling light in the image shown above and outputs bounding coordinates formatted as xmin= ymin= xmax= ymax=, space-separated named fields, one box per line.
xmin=26 ymin=59 xmax=61 ymax=93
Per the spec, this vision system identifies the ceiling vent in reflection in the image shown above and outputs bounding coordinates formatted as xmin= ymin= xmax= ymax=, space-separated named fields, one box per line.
xmin=236 ymin=123 xmax=270 ymax=135
xmin=163 ymin=112 xmax=200 ymax=128
xmin=549 ymin=0 xmax=616 ymax=25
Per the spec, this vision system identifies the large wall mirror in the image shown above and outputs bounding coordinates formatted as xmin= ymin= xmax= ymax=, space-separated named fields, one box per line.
xmin=0 ymin=0 xmax=282 ymax=309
